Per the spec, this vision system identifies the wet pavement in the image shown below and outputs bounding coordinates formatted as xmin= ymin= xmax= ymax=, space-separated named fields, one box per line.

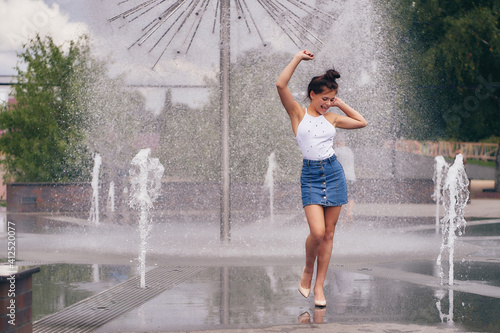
xmin=1 ymin=199 xmax=500 ymax=332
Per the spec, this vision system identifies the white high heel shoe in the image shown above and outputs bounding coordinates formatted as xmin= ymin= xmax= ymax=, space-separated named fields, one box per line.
xmin=298 ymin=267 xmax=310 ymax=298
xmin=314 ymin=298 xmax=326 ymax=307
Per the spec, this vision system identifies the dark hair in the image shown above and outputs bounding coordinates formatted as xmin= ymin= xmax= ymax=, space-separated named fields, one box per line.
xmin=307 ymin=69 xmax=340 ymax=100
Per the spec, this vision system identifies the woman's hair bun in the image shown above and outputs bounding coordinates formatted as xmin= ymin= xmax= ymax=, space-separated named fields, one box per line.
xmin=306 ymin=68 xmax=341 ymax=100
xmin=325 ymin=69 xmax=341 ymax=81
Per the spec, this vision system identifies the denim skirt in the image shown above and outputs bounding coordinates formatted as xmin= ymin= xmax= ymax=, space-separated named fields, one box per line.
xmin=300 ymin=155 xmax=348 ymax=207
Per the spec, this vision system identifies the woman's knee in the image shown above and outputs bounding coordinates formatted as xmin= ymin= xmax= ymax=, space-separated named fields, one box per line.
xmin=323 ymin=229 xmax=334 ymax=242
xmin=309 ymin=230 xmax=325 ymax=244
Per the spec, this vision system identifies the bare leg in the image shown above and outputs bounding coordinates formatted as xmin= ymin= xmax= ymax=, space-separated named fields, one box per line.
xmin=300 ymin=205 xmax=327 ymax=291
xmin=313 ymin=206 xmax=341 ymax=304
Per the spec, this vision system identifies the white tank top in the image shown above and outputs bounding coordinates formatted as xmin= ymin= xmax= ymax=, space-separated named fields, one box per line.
xmin=296 ymin=109 xmax=336 ymax=160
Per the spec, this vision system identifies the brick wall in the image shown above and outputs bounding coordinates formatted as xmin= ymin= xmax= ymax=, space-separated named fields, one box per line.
xmin=6 ymin=183 xmax=94 ymax=213
xmin=0 ymin=267 xmax=40 ymax=333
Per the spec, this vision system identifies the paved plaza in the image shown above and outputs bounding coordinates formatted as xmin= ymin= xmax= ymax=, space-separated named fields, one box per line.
xmin=2 ymin=193 xmax=500 ymax=332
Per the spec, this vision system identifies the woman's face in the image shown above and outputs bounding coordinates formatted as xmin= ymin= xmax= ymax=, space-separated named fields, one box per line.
xmin=310 ymin=88 xmax=337 ymax=115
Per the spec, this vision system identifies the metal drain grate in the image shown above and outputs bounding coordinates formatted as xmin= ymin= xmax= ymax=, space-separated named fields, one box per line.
xmin=33 ymin=266 xmax=205 ymax=333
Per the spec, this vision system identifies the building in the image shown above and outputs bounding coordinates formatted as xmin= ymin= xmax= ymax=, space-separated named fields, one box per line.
xmin=0 ymin=75 xmax=16 ymax=105
xmin=0 ymin=75 xmax=17 ymax=201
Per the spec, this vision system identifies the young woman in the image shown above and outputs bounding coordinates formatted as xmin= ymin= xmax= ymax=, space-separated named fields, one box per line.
xmin=276 ymin=50 xmax=367 ymax=307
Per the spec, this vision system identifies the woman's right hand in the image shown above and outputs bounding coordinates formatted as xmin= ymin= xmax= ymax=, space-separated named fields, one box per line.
xmin=277 ymin=49 xmax=315 ymax=126
xmin=297 ymin=49 xmax=314 ymax=61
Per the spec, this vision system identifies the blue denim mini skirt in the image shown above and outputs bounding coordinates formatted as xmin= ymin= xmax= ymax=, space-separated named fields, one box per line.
xmin=300 ymin=154 xmax=348 ymax=207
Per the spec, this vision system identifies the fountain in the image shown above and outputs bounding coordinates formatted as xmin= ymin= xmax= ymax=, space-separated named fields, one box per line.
xmin=436 ymin=154 xmax=470 ymax=286
xmin=89 ymin=153 xmax=102 ymax=226
xmin=435 ymin=288 xmax=454 ymax=324
xmin=432 ymin=155 xmax=449 ymax=233
xmin=263 ymin=152 xmax=277 ymax=224
xmin=128 ymin=148 xmax=165 ymax=288
xmin=107 ymin=180 xmax=115 ymax=213
xmin=2 ymin=0 xmax=499 ymax=332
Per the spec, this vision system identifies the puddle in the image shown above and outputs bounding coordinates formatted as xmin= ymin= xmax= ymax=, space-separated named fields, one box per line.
xmin=93 ymin=266 xmax=500 ymax=333
xmin=31 ymin=263 xmax=137 ymax=321
xmin=465 ymin=239 xmax=500 ymax=258
xmin=10 ymin=262 xmax=499 ymax=333
xmin=464 ymin=222 xmax=500 ymax=237
xmin=377 ymin=260 xmax=500 ymax=287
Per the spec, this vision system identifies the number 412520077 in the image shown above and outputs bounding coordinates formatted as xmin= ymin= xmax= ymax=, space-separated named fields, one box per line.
xmin=7 ymin=221 xmax=16 ymax=268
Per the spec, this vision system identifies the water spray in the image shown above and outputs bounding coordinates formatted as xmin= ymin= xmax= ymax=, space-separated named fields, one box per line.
xmin=89 ymin=153 xmax=102 ymax=226
xmin=108 ymin=180 xmax=115 ymax=213
xmin=264 ymin=152 xmax=277 ymax=224
xmin=432 ymin=156 xmax=449 ymax=233
xmin=129 ymin=148 xmax=165 ymax=288
xmin=436 ymin=154 xmax=469 ymax=286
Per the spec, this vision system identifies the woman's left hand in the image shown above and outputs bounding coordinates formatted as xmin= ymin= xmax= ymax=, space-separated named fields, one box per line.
xmin=331 ymin=97 xmax=341 ymax=108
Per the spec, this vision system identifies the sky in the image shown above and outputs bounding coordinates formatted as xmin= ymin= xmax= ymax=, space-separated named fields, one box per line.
xmin=0 ymin=0 xmax=382 ymax=110
xmin=0 ymin=0 xmax=300 ymax=108
xmin=0 ymin=0 xmax=303 ymax=79
xmin=1 ymin=0 xmax=84 ymax=74
xmin=0 ymin=0 xmax=222 ymax=81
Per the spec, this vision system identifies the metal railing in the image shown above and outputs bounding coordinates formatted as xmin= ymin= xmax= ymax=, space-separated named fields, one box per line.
xmin=390 ymin=140 xmax=498 ymax=161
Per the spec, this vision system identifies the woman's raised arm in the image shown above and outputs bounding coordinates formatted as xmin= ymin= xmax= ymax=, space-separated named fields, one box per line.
xmin=276 ymin=50 xmax=314 ymax=118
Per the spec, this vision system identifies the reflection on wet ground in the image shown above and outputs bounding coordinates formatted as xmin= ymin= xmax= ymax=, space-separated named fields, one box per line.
xmin=464 ymin=222 xmax=500 ymax=237
xmin=378 ymin=260 xmax=500 ymax=287
xmin=26 ymin=263 xmax=500 ymax=333
xmin=31 ymin=263 xmax=136 ymax=321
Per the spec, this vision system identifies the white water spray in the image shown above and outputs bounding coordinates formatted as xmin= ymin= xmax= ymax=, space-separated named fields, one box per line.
xmin=436 ymin=154 xmax=469 ymax=286
xmin=129 ymin=148 xmax=164 ymax=288
xmin=435 ymin=289 xmax=454 ymax=323
xmin=264 ymin=152 xmax=277 ymax=224
xmin=107 ymin=181 xmax=115 ymax=213
xmin=89 ymin=153 xmax=102 ymax=226
xmin=432 ymin=156 xmax=449 ymax=233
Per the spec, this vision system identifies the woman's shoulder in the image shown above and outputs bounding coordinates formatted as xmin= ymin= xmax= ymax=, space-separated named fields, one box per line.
xmin=324 ymin=112 xmax=339 ymax=124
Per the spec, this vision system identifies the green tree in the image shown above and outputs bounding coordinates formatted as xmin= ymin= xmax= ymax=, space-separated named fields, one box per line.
xmin=0 ymin=35 xmax=93 ymax=182
xmin=389 ymin=0 xmax=500 ymax=141
xmin=71 ymin=56 xmax=150 ymax=186
xmin=228 ymin=50 xmax=303 ymax=183
xmin=157 ymin=88 xmax=220 ymax=182
xmin=388 ymin=0 xmax=500 ymax=191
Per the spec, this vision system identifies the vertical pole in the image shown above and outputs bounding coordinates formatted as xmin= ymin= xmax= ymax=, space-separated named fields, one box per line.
xmin=391 ymin=91 xmax=397 ymax=179
xmin=495 ymin=100 xmax=500 ymax=192
xmin=220 ymin=266 xmax=230 ymax=324
xmin=220 ymin=0 xmax=231 ymax=242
